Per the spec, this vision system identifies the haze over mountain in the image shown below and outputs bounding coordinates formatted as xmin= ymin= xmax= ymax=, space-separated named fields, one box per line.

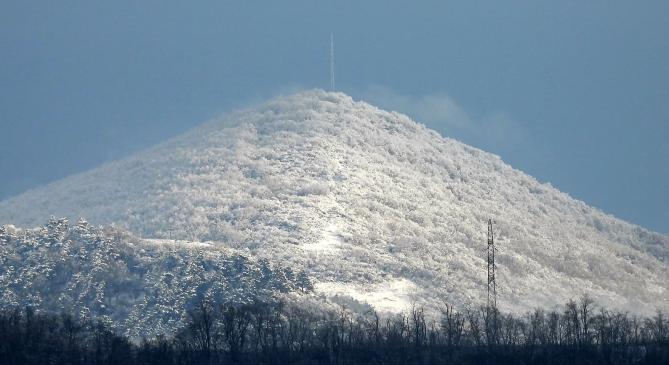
xmin=1 ymin=90 xmax=667 ymax=315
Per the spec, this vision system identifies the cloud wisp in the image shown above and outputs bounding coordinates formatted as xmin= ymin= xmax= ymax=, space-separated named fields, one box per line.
xmin=358 ymin=86 xmax=529 ymax=154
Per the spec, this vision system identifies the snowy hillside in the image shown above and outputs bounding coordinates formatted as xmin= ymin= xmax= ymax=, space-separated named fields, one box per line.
xmin=0 ymin=90 xmax=667 ymax=315
xmin=0 ymin=218 xmax=309 ymax=338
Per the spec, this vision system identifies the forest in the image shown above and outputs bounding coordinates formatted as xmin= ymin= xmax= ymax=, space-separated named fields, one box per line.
xmin=0 ymin=296 xmax=667 ymax=365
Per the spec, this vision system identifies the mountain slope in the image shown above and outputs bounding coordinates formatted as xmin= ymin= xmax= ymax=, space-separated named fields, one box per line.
xmin=1 ymin=90 xmax=668 ymax=314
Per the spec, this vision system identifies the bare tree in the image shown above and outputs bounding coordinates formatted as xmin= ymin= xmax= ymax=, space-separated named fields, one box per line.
xmin=579 ymin=294 xmax=595 ymax=346
xmin=186 ymin=299 xmax=215 ymax=364
xmin=441 ymin=302 xmax=465 ymax=350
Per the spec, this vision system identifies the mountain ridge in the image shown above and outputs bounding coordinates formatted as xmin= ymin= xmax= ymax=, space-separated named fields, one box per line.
xmin=0 ymin=218 xmax=309 ymax=338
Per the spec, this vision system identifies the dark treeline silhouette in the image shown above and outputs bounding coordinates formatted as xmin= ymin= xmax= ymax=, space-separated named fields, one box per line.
xmin=1 ymin=296 xmax=667 ymax=365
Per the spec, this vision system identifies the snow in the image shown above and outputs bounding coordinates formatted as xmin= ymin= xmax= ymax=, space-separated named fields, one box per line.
xmin=142 ymin=238 xmax=214 ymax=249
xmin=0 ymin=89 xmax=667 ymax=315
xmin=302 ymin=223 xmax=342 ymax=254
xmin=316 ymin=278 xmax=418 ymax=313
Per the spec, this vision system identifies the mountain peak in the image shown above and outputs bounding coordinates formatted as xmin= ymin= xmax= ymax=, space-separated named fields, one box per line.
xmin=198 ymin=89 xmax=413 ymax=138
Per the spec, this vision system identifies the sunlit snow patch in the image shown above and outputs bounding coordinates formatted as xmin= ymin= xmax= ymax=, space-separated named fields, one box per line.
xmin=142 ymin=238 xmax=214 ymax=249
xmin=302 ymin=223 xmax=342 ymax=254
xmin=315 ymin=278 xmax=417 ymax=313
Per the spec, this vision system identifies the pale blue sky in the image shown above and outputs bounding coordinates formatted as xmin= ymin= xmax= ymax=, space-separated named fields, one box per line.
xmin=1 ymin=1 xmax=668 ymax=233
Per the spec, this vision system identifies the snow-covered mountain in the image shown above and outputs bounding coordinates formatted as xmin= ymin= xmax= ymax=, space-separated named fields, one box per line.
xmin=1 ymin=90 xmax=668 ymax=315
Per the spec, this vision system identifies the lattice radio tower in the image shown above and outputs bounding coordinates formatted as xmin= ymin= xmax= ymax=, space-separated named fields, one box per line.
xmin=487 ymin=219 xmax=497 ymax=309
xmin=330 ymin=32 xmax=335 ymax=91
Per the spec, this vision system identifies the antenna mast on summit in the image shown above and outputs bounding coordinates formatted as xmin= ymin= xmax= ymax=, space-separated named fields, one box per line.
xmin=330 ymin=32 xmax=335 ymax=91
xmin=487 ymin=219 xmax=497 ymax=309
